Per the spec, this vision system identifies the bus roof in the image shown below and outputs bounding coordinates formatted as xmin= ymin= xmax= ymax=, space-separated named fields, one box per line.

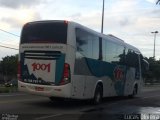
xmin=70 ymin=21 xmax=141 ymax=54
xmin=23 ymin=20 xmax=141 ymax=54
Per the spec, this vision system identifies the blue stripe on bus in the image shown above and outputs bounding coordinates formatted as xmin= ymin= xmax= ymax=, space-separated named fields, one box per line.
xmin=55 ymin=54 xmax=65 ymax=85
xmin=85 ymin=58 xmax=126 ymax=96
xmin=85 ymin=58 xmax=114 ymax=78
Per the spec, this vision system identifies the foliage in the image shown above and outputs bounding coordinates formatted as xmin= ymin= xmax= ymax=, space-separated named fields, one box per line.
xmin=144 ymin=57 xmax=160 ymax=83
xmin=0 ymin=86 xmax=17 ymax=93
xmin=0 ymin=54 xmax=18 ymax=81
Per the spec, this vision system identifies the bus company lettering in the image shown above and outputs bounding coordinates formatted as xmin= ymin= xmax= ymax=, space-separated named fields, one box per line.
xmin=22 ymin=45 xmax=63 ymax=49
xmin=32 ymin=63 xmax=51 ymax=72
xmin=114 ymin=67 xmax=124 ymax=80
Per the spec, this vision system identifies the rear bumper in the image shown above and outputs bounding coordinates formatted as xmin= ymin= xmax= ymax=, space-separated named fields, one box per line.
xmin=18 ymin=81 xmax=71 ymax=98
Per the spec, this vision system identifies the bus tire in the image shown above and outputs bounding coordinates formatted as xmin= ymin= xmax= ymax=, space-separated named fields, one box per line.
xmin=49 ymin=97 xmax=64 ymax=102
xmin=93 ymin=84 xmax=103 ymax=105
xmin=128 ymin=85 xmax=138 ymax=98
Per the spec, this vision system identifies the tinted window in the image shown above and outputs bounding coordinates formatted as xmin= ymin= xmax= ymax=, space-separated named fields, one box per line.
xmin=102 ymin=39 xmax=125 ymax=65
xmin=116 ymin=45 xmax=125 ymax=64
xmin=74 ymin=28 xmax=99 ymax=75
xmin=125 ymin=49 xmax=139 ymax=68
xmin=76 ymin=28 xmax=99 ymax=59
xmin=21 ymin=22 xmax=67 ymax=44
xmin=125 ymin=49 xmax=140 ymax=79
xmin=92 ymin=37 xmax=99 ymax=59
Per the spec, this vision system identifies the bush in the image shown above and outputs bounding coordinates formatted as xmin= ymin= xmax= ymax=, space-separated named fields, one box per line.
xmin=0 ymin=86 xmax=17 ymax=93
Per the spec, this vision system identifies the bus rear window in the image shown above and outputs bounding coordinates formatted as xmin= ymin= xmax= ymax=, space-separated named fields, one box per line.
xmin=21 ymin=21 xmax=67 ymax=44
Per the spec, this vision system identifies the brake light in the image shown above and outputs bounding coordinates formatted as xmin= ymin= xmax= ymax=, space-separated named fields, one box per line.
xmin=64 ymin=20 xmax=68 ymax=25
xmin=23 ymin=23 xmax=29 ymax=28
xmin=60 ymin=63 xmax=71 ymax=85
xmin=17 ymin=62 xmax=21 ymax=81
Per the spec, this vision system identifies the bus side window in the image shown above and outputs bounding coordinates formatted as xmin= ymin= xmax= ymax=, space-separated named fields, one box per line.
xmin=115 ymin=45 xmax=125 ymax=65
xmin=76 ymin=28 xmax=99 ymax=60
xmin=102 ymin=39 xmax=125 ymax=65
xmin=125 ymin=49 xmax=140 ymax=79
xmin=76 ymin=29 xmax=91 ymax=58
xmin=126 ymin=49 xmax=136 ymax=67
xmin=126 ymin=49 xmax=140 ymax=67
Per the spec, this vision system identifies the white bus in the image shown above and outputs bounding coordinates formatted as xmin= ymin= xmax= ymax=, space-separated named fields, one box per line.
xmin=18 ymin=20 xmax=148 ymax=104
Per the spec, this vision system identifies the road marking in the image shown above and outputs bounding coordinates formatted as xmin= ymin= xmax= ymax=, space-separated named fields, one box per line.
xmin=0 ymin=93 xmax=26 ymax=97
xmin=34 ymin=114 xmax=64 ymax=120
xmin=141 ymin=94 xmax=160 ymax=99
xmin=0 ymin=98 xmax=47 ymax=104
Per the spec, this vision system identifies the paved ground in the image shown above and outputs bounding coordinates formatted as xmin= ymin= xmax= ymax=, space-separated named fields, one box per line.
xmin=0 ymin=86 xmax=160 ymax=120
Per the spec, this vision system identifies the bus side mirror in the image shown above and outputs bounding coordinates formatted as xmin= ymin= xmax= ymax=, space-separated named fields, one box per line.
xmin=142 ymin=59 xmax=149 ymax=72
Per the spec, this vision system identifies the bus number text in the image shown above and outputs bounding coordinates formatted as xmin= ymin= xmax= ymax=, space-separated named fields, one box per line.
xmin=32 ymin=63 xmax=51 ymax=72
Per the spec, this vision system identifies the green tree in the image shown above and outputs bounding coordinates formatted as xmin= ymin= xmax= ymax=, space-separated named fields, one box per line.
xmin=1 ymin=54 xmax=18 ymax=81
xmin=144 ymin=57 xmax=160 ymax=84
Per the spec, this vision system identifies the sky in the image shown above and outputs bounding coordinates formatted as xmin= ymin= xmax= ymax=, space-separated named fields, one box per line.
xmin=0 ymin=0 xmax=160 ymax=60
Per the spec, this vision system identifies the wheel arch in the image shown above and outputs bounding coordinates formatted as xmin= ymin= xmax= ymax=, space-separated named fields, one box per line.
xmin=134 ymin=83 xmax=138 ymax=94
xmin=93 ymin=80 xmax=103 ymax=98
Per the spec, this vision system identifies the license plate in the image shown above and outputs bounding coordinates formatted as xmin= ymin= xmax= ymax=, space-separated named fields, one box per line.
xmin=35 ymin=86 xmax=44 ymax=91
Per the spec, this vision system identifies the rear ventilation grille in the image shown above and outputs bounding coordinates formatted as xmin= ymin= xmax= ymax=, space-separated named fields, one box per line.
xmin=24 ymin=51 xmax=61 ymax=60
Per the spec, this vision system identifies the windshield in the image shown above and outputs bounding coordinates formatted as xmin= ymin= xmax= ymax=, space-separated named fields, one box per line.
xmin=21 ymin=21 xmax=67 ymax=44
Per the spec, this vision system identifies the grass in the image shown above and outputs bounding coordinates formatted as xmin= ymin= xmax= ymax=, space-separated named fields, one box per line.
xmin=0 ymin=86 xmax=18 ymax=93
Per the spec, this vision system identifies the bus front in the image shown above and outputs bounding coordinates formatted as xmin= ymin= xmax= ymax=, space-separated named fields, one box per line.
xmin=18 ymin=20 xmax=72 ymax=98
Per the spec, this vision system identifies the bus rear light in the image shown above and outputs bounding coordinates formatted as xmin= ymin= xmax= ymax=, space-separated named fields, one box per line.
xmin=60 ymin=63 xmax=71 ymax=85
xmin=17 ymin=62 xmax=22 ymax=81
xmin=64 ymin=20 xmax=68 ymax=25
xmin=23 ymin=23 xmax=30 ymax=28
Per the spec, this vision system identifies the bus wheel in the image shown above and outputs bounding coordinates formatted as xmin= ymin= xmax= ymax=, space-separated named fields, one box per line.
xmin=49 ymin=97 xmax=64 ymax=102
xmin=93 ymin=84 xmax=103 ymax=105
xmin=129 ymin=85 xmax=137 ymax=98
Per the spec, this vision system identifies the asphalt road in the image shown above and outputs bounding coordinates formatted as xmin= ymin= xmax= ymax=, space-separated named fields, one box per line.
xmin=0 ymin=86 xmax=160 ymax=120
